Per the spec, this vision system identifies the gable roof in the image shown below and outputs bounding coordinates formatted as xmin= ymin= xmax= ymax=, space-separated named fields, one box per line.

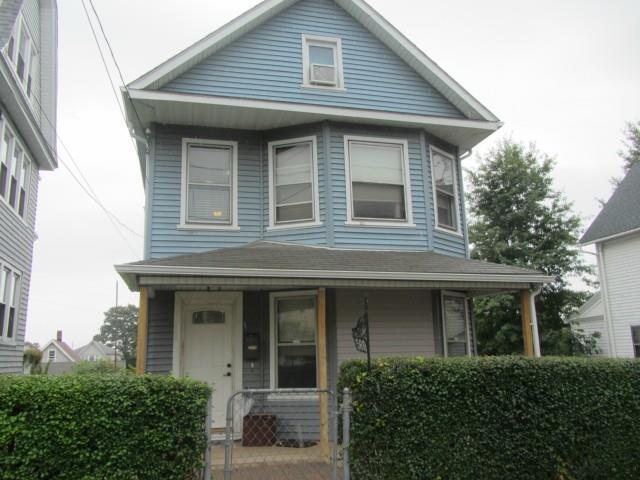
xmin=41 ymin=339 xmax=79 ymax=362
xmin=580 ymin=163 xmax=640 ymax=244
xmin=116 ymin=241 xmax=553 ymax=291
xmin=128 ymin=0 xmax=497 ymax=123
xmin=75 ymin=340 xmax=117 ymax=357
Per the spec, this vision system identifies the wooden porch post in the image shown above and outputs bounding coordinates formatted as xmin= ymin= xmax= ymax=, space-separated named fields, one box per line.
xmin=317 ymin=288 xmax=329 ymax=460
xmin=520 ymin=290 xmax=535 ymax=357
xmin=136 ymin=287 xmax=149 ymax=375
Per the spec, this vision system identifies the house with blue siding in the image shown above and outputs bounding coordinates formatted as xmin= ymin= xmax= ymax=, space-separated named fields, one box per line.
xmin=117 ymin=0 xmax=551 ymax=435
xmin=0 ymin=0 xmax=57 ymax=374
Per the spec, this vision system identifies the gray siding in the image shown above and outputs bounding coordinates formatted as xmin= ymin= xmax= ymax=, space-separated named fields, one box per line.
xmin=145 ymin=290 xmax=174 ymax=374
xmin=336 ymin=289 xmax=436 ymax=365
xmin=0 ymin=130 xmax=39 ymax=374
xmin=242 ymin=291 xmax=270 ymax=389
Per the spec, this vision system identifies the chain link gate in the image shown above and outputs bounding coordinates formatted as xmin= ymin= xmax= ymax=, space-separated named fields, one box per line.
xmin=212 ymin=388 xmax=351 ymax=480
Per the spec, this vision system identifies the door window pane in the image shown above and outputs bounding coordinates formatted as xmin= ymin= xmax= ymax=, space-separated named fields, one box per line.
xmin=193 ymin=310 xmax=225 ymax=325
xmin=275 ymin=296 xmax=317 ymax=389
xmin=443 ymin=296 xmax=468 ymax=357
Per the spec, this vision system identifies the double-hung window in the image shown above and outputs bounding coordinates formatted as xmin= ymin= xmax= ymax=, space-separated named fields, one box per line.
xmin=271 ymin=293 xmax=317 ymax=389
xmin=180 ymin=139 xmax=238 ymax=229
xmin=431 ymin=147 xmax=461 ymax=233
xmin=48 ymin=349 xmax=56 ymax=361
xmin=268 ymin=137 xmax=319 ymax=228
xmin=442 ymin=293 xmax=470 ymax=357
xmin=632 ymin=326 xmax=640 ymax=358
xmin=302 ymin=35 xmax=344 ymax=90
xmin=345 ymin=136 xmax=413 ymax=225
xmin=5 ymin=15 xmax=38 ymax=102
xmin=0 ymin=120 xmax=30 ymax=219
xmin=0 ymin=263 xmax=21 ymax=344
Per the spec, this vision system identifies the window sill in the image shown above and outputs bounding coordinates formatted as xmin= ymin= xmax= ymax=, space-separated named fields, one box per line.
xmin=266 ymin=221 xmax=323 ymax=232
xmin=0 ymin=339 xmax=17 ymax=346
xmin=434 ymin=226 xmax=464 ymax=237
xmin=177 ymin=223 xmax=240 ymax=232
xmin=300 ymin=84 xmax=347 ymax=93
xmin=345 ymin=220 xmax=417 ymax=228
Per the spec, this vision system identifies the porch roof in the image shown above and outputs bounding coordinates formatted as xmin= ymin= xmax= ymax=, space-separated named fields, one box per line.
xmin=116 ymin=241 xmax=553 ymax=292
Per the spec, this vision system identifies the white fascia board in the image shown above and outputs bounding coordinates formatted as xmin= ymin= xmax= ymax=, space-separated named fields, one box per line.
xmin=128 ymin=0 xmax=295 ymax=90
xmin=127 ymin=89 xmax=501 ymax=132
xmin=116 ymin=263 xmax=554 ymax=285
xmin=580 ymin=226 xmax=640 ymax=246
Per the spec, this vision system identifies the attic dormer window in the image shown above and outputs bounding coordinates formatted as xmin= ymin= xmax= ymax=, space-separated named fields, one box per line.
xmin=302 ymin=35 xmax=344 ymax=90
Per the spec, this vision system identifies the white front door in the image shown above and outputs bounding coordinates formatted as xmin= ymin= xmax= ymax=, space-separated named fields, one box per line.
xmin=182 ymin=305 xmax=234 ymax=428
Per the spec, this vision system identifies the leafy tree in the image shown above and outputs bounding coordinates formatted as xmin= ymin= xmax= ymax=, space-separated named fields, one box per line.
xmin=23 ymin=347 xmax=50 ymax=375
xmin=94 ymin=305 xmax=138 ymax=368
xmin=467 ymin=139 xmax=595 ymax=355
xmin=610 ymin=120 xmax=640 ymax=187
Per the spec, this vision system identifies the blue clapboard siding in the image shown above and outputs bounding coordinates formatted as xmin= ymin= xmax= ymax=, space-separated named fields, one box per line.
xmin=161 ymin=0 xmax=463 ymax=119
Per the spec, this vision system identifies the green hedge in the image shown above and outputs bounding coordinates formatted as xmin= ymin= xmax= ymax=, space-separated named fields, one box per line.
xmin=0 ymin=375 xmax=211 ymax=480
xmin=339 ymin=357 xmax=640 ymax=480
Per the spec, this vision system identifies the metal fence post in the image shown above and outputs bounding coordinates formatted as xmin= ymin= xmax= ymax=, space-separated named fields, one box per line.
xmin=203 ymin=395 xmax=212 ymax=480
xmin=224 ymin=394 xmax=235 ymax=480
xmin=342 ymin=388 xmax=351 ymax=480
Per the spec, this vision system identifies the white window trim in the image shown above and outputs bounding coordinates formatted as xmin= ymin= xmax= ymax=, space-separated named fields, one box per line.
xmin=269 ymin=290 xmax=319 ymax=399
xmin=343 ymin=135 xmax=415 ymax=227
xmin=0 ymin=260 xmax=22 ymax=345
xmin=430 ymin=145 xmax=463 ymax=236
xmin=178 ymin=138 xmax=240 ymax=231
xmin=48 ymin=349 xmax=56 ymax=361
xmin=0 ymin=118 xmax=31 ymax=224
xmin=301 ymin=34 xmax=346 ymax=91
xmin=441 ymin=291 xmax=472 ymax=357
xmin=267 ymin=136 xmax=321 ymax=230
xmin=4 ymin=14 xmax=39 ymax=107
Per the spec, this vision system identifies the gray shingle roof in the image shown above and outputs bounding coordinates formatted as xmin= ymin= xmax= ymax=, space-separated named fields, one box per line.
xmin=121 ymin=241 xmax=549 ymax=280
xmin=581 ymin=163 xmax=640 ymax=244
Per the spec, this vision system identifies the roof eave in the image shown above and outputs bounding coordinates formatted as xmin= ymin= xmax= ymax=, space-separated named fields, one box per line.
xmin=579 ymin=225 xmax=640 ymax=246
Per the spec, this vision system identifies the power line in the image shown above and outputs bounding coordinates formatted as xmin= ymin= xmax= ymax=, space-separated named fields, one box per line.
xmin=87 ymin=0 xmax=145 ymax=133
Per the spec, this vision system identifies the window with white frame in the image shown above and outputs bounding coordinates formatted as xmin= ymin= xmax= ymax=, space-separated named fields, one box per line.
xmin=48 ymin=349 xmax=56 ymax=361
xmin=0 ymin=264 xmax=21 ymax=343
xmin=442 ymin=294 xmax=469 ymax=357
xmin=5 ymin=14 xmax=38 ymax=101
xmin=181 ymin=139 xmax=237 ymax=228
xmin=272 ymin=293 xmax=317 ymax=389
xmin=431 ymin=148 xmax=460 ymax=233
xmin=345 ymin=137 xmax=412 ymax=223
xmin=269 ymin=137 xmax=319 ymax=227
xmin=632 ymin=326 xmax=640 ymax=358
xmin=0 ymin=120 xmax=30 ymax=219
xmin=302 ymin=35 xmax=344 ymax=89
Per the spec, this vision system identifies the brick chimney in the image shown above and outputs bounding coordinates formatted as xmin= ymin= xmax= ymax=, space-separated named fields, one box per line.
xmin=56 ymin=330 xmax=62 ymax=342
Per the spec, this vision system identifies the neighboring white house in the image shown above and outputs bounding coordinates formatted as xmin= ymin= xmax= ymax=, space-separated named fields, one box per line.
xmin=75 ymin=339 xmax=122 ymax=364
xmin=40 ymin=330 xmax=78 ymax=374
xmin=569 ymin=292 xmax=608 ymax=356
xmin=578 ymin=163 xmax=640 ymax=358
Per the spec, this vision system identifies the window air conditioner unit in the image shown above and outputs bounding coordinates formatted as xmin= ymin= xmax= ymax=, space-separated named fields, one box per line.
xmin=310 ymin=63 xmax=337 ymax=86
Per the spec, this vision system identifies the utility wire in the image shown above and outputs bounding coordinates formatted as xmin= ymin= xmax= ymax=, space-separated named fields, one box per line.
xmin=87 ymin=0 xmax=145 ymax=133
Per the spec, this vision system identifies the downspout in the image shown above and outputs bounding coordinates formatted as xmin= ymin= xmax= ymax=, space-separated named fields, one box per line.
xmin=530 ymin=286 xmax=542 ymax=357
xmin=596 ymin=242 xmax=617 ymax=356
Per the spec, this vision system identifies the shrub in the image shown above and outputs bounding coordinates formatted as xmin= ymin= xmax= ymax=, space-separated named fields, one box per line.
xmin=0 ymin=375 xmax=211 ymax=480
xmin=71 ymin=359 xmax=131 ymax=375
xmin=339 ymin=357 xmax=640 ymax=480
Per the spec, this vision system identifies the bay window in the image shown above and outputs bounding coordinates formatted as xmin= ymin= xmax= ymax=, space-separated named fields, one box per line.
xmin=345 ymin=136 xmax=413 ymax=225
xmin=0 ymin=263 xmax=20 ymax=343
xmin=268 ymin=136 xmax=319 ymax=228
xmin=180 ymin=139 xmax=238 ymax=229
xmin=271 ymin=293 xmax=317 ymax=389
xmin=0 ymin=120 xmax=30 ymax=219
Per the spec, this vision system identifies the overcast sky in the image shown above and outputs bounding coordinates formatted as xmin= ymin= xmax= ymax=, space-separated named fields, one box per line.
xmin=25 ymin=0 xmax=640 ymax=347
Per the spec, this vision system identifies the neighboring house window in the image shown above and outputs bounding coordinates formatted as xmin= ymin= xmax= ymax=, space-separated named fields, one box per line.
xmin=48 ymin=349 xmax=56 ymax=361
xmin=0 ymin=120 xmax=30 ymax=219
xmin=0 ymin=263 xmax=20 ymax=343
xmin=180 ymin=139 xmax=238 ymax=229
xmin=271 ymin=293 xmax=317 ymax=389
xmin=442 ymin=293 xmax=470 ymax=357
xmin=5 ymin=15 xmax=38 ymax=102
xmin=431 ymin=147 xmax=461 ymax=233
xmin=302 ymin=35 xmax=344 ymax=90
xmin=344 ymin=136 xmax=413 ymax=225
xmin=632 ymin=326 xmax=640 ymax=358
xmin=268 ymin=136 xmax=320 ymax=228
